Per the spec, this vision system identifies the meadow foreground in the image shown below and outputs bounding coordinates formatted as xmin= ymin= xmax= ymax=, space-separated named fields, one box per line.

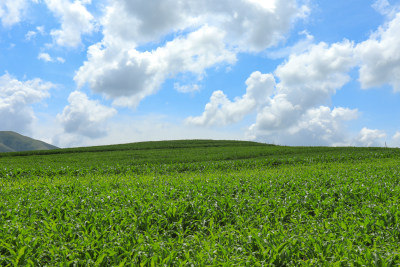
xmin=1 ymin=140 xmax=400 ymax=265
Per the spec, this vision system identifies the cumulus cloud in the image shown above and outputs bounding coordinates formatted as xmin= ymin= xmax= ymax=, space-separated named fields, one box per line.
xmin=391 ymin=131 xmax=400 ymax=147
xmin=356 ymin=12 xmax=400 ymax=91
xmin=186 ymin=71 xmax=276 ymax=126
xmin=248 ymin=106 xmax=358 ymax=146
xmin=57 ymin=91 xmax=117 ymax=138
xmin=275 ymin=41 xmax=355 ymax=106
xmin=38 ymin=53 xmax=52 ymax=62
xmin=44 ymin=0 xmax=95 ymax=47
xmin=252 ymin=40 xmax=356 ymax=131
xmin=183 ymin=6 xmax=400 ymax=147
xmin=75 ymin=0 xmax=308 ymax=108
xmin=250 ymin=40 xmax=357 ymax=145
xmin=0 ymin=0 xmax=28 ymax=27
xmin=189 ymin=40 xmax=358 ymax=145
xmin=101 ymin=0 xmax=307 ymax=51
xmin=0 ymin=73 xmax=53 ymax=133
xmin=38 ymin=53 xmax=65 ymax=63
xmin=355 ymin=128 xmax=386 ymax=147
xmin=75 ymin=25 xmax=236 ymax=107
xmin=250 ymin=40 xmax=361 ymax=144
xmin=243 ymin=8 xmax=400 ymax=145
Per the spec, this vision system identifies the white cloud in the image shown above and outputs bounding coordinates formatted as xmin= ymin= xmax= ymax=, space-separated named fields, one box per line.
xmin=190 ymin=40 xmax=357 ymax=145
xmin=373 ymin=0 xmax=391 ymax=14
xmin=0 ymin=73 xmax=53 ymax=134
xmin=38 ymin=53 xmax=53 ymax=62
xmin=174 ymin=83 xmax=200 ymax=93
xmin=275 ymin=41 xmax=356 ymax=103
xmin=101 ymin=0 xmax=306 ymax=51
xmin=297 ymin=107 xmax=358 ymax=145
xmin=250 ymin=40 xmax=356 ymax=134
xmin=38 ymin=53 xmax=65 ymax=63
xmin=267 ymin=30 xmax=315 ymax=59
xmin=393 ymin=131 xmax=400 ymax=140
xmin=356 ymin=12 xmax=400 ymax=91
xmin=372 ymin=0 xmax=400 ymax=17
xmin=25 ymin=31 xmax=37 ymax=41
xmin=44 ymin=0 xmax=95 ymax=47
xmin=57 ymin=91 xmax=117 ymax=138
xmin=75 ymin=0 xmax=308 ymax=109
xmin=36 ymin=25 xmax=45 ymax=34
xmin=0 ymin=0 xmax=28 ymax=27
xmin=392 ymin=131 xmax=400 ymax=147
xmin=355 ymin=127 xmax=386 ymax=147
xmin=186 ymin=71 xmax=276 ymax=126
xmin=185 ymin=9 xmax=400 ymax=146
xmin=246 ymin=0 xmax=277 ymax=11
xmin=25 ymin=26 xmax=45 ymax=41
xmin=248 ymin=106 xmax=358 ymax=146
xmin=75 ymin=25 xmax=236 ymax=108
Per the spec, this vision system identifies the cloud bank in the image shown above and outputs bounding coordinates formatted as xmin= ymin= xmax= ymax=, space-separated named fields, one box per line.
xmin=57 ymin=91 xmax=117 ymax=138
xmin=74 ymin=0 xmax=308 ymax=108
xmin=2 ymin=0 xmax=400 ymax=147
xmin=187 ymin=5 xmax=400 ymax=146
xmin=0 ymin=73 xmax=53 ymax=134
xmin=188 ymin=40 xmax=359 ymax=145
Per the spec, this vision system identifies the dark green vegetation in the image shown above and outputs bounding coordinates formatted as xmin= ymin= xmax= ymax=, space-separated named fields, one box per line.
xmin=1 ymin=140 xmax=400 ymax=266
xmin=0 ymin=131 xmax=58 ymax=152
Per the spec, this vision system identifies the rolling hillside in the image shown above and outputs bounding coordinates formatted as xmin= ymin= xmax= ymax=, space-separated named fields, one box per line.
xmin=0 ymin=131 xmax=58 ymax=152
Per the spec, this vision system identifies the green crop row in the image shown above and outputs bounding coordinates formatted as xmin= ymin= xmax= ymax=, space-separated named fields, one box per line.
xmin=1 ymin=141 xmax=400 ymax=265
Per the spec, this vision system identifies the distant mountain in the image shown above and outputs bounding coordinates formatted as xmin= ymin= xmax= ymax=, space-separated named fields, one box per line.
xmin=0 ymin=131 xmax=59 ymax=152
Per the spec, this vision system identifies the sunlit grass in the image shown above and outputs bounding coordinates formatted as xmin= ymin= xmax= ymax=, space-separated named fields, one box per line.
xmin=1 ymin=140 xmax=400 ymax=265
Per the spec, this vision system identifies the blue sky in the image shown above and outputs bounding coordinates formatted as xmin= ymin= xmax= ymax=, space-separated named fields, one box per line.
xmin=1 ymin=0 xmax=400 ymax=147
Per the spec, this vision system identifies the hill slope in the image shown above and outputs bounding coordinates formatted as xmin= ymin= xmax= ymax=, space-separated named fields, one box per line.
xmin=0 ymin=131 xmax=58 ymax=152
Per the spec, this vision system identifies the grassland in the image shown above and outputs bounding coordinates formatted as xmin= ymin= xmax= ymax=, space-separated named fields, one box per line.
xmin=1 ymin=140 xmax=400 ymax=266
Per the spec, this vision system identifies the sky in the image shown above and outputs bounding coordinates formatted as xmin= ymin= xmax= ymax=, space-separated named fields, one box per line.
xmin=1 ymin=0 xmax=400 ymax=148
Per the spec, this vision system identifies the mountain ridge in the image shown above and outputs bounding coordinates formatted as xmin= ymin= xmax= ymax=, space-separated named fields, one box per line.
xmin=0 ymin=131 xmax=59 ymax=152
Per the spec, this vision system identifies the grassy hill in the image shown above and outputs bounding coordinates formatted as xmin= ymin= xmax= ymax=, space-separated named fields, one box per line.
xmin=1 ymin=140 xmax=400 ymax=265
xmin=0 ymin=131 xmax=58 ymax=152
xmin=0 ymin=142 xmax=14 ymax=152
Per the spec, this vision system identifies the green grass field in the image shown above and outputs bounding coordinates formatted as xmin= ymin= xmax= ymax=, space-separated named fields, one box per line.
xmin=1 ymin=140 xmax=400 ymax=266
